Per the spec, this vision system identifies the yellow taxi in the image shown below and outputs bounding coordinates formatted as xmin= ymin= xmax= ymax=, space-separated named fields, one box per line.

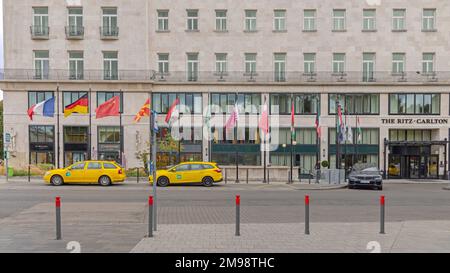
xmin=149 ymin=162 xmax=223 ymax=187
xmin=44 ymin=160 xmax=126 ymax=186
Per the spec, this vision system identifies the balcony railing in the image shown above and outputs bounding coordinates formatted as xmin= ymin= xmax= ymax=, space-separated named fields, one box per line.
xmin=65 ymin=25 xmax=84 ymax=39
xmin=100 ymin=26 xmax=119 ymax=39
xmin=30 ymin=25 xmax=49 ymax=39
xmin=0 ymin=70 xmax=447 ymax=84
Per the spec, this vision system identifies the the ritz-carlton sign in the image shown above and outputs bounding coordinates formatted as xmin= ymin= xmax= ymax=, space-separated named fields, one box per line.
xmin=381 ymin=118 xmax=449 ymax=124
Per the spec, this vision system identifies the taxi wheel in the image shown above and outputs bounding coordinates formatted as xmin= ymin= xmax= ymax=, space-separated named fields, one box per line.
xmin=99 ymin=175 xmax=112 ymax=186
xmin=157 ymin=176 xmax=170 ymax=187
xmin=51 ymin=175 xmax=64 ymax=186
xmin=202 ymin=176 xmax=214 ymax=187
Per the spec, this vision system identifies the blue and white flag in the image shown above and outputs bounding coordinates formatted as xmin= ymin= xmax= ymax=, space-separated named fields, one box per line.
xmin=27 ymin=97 xmax=55 ymax=120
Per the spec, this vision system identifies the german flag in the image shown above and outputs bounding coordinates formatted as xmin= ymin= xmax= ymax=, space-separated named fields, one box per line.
xmin=134 ymin=98 xmax=150 ymax=123
xmin=64 ymin=94 xmax=89 ymax=117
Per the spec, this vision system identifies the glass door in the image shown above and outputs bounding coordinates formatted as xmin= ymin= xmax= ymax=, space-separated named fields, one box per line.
xmin=408 ymin=156 xmax=420 ymax=179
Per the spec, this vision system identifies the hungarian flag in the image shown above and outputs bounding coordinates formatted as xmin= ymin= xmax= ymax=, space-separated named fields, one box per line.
xmin=356 ymin=116 xmax=362 ymax=143
xmin=95 ymin=96 xmax=120 ymax=119
xmin=64 ymin=94 xmax=88 ymax=117
xmin=165 ymin=97 xmax=180 ymax=124
xmin=337 ymin=104 xmax=345 ymax=143
xmin=315 ymin=112 xmax=321 ymax=138
xmin=134 ymin=98 xmax=150 ymax=123
xmin=27 ymin=97 xmax=55 ymax=120
xmin=225 ymin=103 xmax=239 ymax=130
xmin=258 ymin=101 xmax=269 ymax=135
xmin=290 ymin=100 xmax=296 ymax=140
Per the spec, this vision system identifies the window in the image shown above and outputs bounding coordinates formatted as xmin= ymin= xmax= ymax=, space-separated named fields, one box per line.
xmin=389 ymin=94 xmax=440 ymax=115
xmin=245 ymin=53 xmax=257 ymax=74
xmin=71 ymin=162 xmax=85 ymax=170
xmin=34 ymin=50 xmax=49 ymax=80
xmin=87 ymin=162 xmax=102 ymax=169
xmin=103 ymin=51 xmax=118 ymax=80
xmin=28 ymin=91 xmax=53 ymax=108
xmin=332 ymin=53 xmax=345 ymax=74
xmin=63 ymin=91 xmax=88 ymax=109
xmin=187 ymin=10 xmax=198 ymax=31
xmin=329 ymin=128 xmax=379 ymax=145
xmin=67 ymin=7 xmax=83 ymax=36
xmin=392 ymin=9 xmax=406 ymax=31
xmin=274 ymin=10 xmax=286 ymax=31
xmin=392 ymin=53 xmax=405 ymax=74
xmin=102 ymin=7 xmax=118 ymax=36
xmin=303 ymin=53 xmax=316 ymax=75
xmin=215 ymin=53 xmax=227 ymax=74
xmin=215 ymin=10 xmax=227 ymax=31
xmin=157 ymin=53 xmax=169 ymax=74
xmin=333 ymin=9 xmax=346 ymax=31
xmin=303 ymin=10 xmax=316 ymax=31
xmin=363 ymin=9 xmax=376 ymax=31
xmin=98 ymin=126 xmax=121 ymax=143
xmin=270 ymin=94 xmax=319 ymax=115
xmin=245 ymin=10 xmax=257 ymax=31
xmin=389 ymin=130 xmax=432 ymax=142
xmin=274 ymin=53 xmax=286 ymax=82
xmin=329 ymin=94 xmax=379 ymax=115
xmin=103 ymin=162 xmax=118 ymax=169
xmin=69 ymin=51 xmax=84 ymax=80
xmin=97 ymin=92 xmax=122 ymax=112
xmin=362 ymin=53 xmax=375 ymax=82
xmin=211 ymin=93 xmax=261 ymax=114
xmin=153 ymin=93 xmax=202 ymax=114
xmin=32 ymin=7 xmax=49 ymax=36
xmin=187 ymin=53 xmax=199 ymax=81
xmin=422 ymin=9 xmax=436 ymax=31
xmin=64 ymin=126 xmax=88 ymax=143
xmin=157 ymin=10 xmax=169 ymax=31
xmin=422 ymin=53 xmax=435 ymax=74
xmin=29 ymin=125 xmax=54 ymax=143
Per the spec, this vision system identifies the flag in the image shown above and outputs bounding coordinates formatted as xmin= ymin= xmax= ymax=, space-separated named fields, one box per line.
xmin=64 ymin=94 xmax=88 ymax=117
xmin=258 ymin=102 xmax=269 ymax=135
xmin=225 ymin=103 xmax=239 ymax=130
xmin=95 ymin=96 xmax=120 ymax=119
xmin=165 ymin=97 xmax=180 ymax=124
xmin=134 ymin=98 xmax=150 ymax=123
xmin=151 ymin=110 xmax=159 ymax=132
xmin=337 ymin=104 xmax=345 ymax=143
xmin=290 ymin=100 xmax=296 ymax=140
xmin=315 ymin=112 xmax=321 ymax=138
xmin=357 ymin=116 xmax=362 ymax=143
xmin=27 ymin=97 xmax=55 ymax=120
xmin=346 ymin=123 xmax=353 ymax=144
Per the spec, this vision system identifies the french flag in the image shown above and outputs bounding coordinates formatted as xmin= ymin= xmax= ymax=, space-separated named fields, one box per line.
xmin=27 ymin=97 xmax=55 ymax=120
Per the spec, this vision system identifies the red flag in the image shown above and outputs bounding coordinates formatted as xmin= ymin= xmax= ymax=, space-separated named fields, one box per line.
xmin=315 ymin=112 xmax=321 ymax=138
xmin=291 ymin=100 xmax=295 ymax=128
xmin=95 ymin=96 xmax=120 ymax=119
xmin=134 ymin=98 xmax=150 ymax=123
xmin=225 ymin=103 xmax=239 ymax=130
xmin=165 ymin=97 xmax=180 ymax=124
xmin=259 ymin=103 xmax=269 ymax=134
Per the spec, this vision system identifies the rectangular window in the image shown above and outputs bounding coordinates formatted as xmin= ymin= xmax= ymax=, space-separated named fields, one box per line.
xmin=333 ymin=9 xmax=346 ymax=31
xmin=329 ymin=94 xmax=379 ymax=115
xmin=102 ymin=7 xmax=118 ymax=36
xmin=157 ymin=10 xmax=169 ymax=31
xmin=63 ymin=91 xmax=88 ymax=110
xmin=271 ymin=94 xmax=319 ymax=115
xmin=392 ymin=9 xmax=406 ymax=31
xmin=274 ymin=10 xmax=286 ymax=31
xmin=211 ymin=93 xmax=260 ymax=115
xmin=157 ymin=53 xmax=169 ymax=74
xmin=303 ymin=53 xmax=316 ymax=74
xmin=215 ymin=53 xmax=227 ymax=74
xmin=28 ymin=91 xmax=53 ymax=108
xmin=389 ymin=94 xmax=440 ymax=115
xmin=244 ymin=53 xmax=257 ymax=74
xmin=187 ymin=53 xmax=199 ymax=81
xmin=103 ymin=51 xmax=118 ymax=80
xmin=215 ymin=10 xmax=227 ymax=31
xmin=362 ymin=53 xmax=375 ymax=82
xmin=422 ymin=53 xmax=435 ymax=74
xmin=274 ymin=53 xmax=286 ymax=82
xmin=153 ymin=93 xmax=202 ymax=114
xmin=29 ymin=125 xmax=54 ymax=165
xmin=303 ymin=10 xmax=316 ymax=31
xmin=97 ymin=91 xmax=122 ymax=112
xmin=64 ymin=126 xmax=88 ymax=143
xmin=67 ymin=7 xmax=83 ymax=35
xmin=34 ymin=50 xmax=49 ymax=80
xmin=245 ymin=10 xmax=257 ymax=31
xmin=32 ymin=7 xmax=49 ymax=36
xmin=187 ymin=10 xmax=198 ymax=31
xmin=363 ymin=9 xmax=376 ymax=31
xmin=422 ymin=9 xmax=436 ymax=31
xmin=332 ymin=53 xmax=345 ymax=74
xmin=69 ymin=51 xmax=84 ymax=80
xmin=392 ymin=53 xmax=405 ymax=74
xmin=390 ymin=129 xmax=432 ymax=141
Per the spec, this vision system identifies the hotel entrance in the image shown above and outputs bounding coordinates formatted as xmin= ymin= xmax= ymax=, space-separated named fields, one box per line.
xmin=388 ymin=153 xmax=438 ymax=179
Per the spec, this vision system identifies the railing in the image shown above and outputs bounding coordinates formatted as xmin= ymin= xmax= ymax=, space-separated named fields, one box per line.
xmin=0 ymin=70 xmax=448 ymax=84
xmin=65 ymin=25 xmax=84 ymax=39
xmin=100 ymin=26 xmax=119 ymax=38
xmin=30 ymin=25 xmax=49 ymax=39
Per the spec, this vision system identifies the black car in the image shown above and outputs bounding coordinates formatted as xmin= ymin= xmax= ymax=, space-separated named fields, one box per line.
xmin=348 ymin=164 xmax=383 ymax=190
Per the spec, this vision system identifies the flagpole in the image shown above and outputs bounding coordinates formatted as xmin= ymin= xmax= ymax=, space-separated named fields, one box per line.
xmin=235 ymin=92 xmax=239 ymax=183
xmin=119 ymin=91 xmax=123 ymax=166
xmin=56 ymin=85 xmax=60 ymax=168
xmin=316 ymin=97 xmax=321 ymax=183
xmin=290 ymin=94 xmax=294 ymax=183
xmin=335 ymin=100 xmax=340 ymax=169
xmin=177 ymin=95 xmax=181 ymax=164
xmin=151 ymin=96 xmax=158 ymax=231
xmin=344 ymin=108 xmax=348 ymax=172
xmin=355 ymin=115 xmax=358 ymax=165
xmin=88 ymin=88 xmax=92 ymax=160
xmin=263 ymin=95 xmax=267 ymax=184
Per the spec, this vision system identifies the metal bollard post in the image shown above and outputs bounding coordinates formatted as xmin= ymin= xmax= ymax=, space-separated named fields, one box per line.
xmin=235 ymin=195 xmax=240 ymax=236
xmin=246 ymin=169 xmax=249 ymax=184
xmin=287 ymin=170 xmax=291 ymax=184
xmin=148 ymin=196 xmax=153 ymax=237
xmin=380 ymin=195 xmax=385 ymax=234
xmin=305 ymin=195 xmax=310 ymax=235
xmin=55 ymin=197 xmax=62 ymax=240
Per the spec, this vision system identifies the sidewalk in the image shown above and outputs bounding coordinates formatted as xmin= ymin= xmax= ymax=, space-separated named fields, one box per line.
xmin=131 ymin=220 xmax=450 ymax=253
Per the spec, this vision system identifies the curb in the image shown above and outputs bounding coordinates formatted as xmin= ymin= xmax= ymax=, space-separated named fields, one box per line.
xmin=443 ymin=186 xmax=450 ymax=190
xmin=288 ymin=184 xmax=348 ymax=191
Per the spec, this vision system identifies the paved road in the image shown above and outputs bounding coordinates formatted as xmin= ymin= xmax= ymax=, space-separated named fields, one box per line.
xmin=0 ymin=181 xmax=449 ymax=252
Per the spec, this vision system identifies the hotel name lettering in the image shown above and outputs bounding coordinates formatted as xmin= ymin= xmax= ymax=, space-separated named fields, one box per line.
xmin=381 ymin=118 xmax=449 ymax=125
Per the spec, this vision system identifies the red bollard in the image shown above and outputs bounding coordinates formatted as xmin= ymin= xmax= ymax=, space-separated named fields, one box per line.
xmin=305 ymin=195 xmax=310 ymax=235
xmin=235 ymin=195 xmax=240 ymax=236
xmin=55 ymin=197 xmax=62 ymax=240
xmin=148 ymin=196 xmax=153 ymax=237
xmin=380 ymin=195 xmax=385 ymax=234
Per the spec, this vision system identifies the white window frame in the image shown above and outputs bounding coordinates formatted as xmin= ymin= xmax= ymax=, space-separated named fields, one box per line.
xmin=215 ymin=10 xmax=227 ymax=31
xmin=303 ymin=10 xmax=316 ymax=31
xmin=332 ymin=9 xmax=346 ymax=31
xmin=363 ymin=9 xmax=376 ymax=31
xmin=274 ymin=10 xmax=286 ymax=31
xmin=187 ymin=53 xmax=199 ymax=81
xmin=362 ymin=53 xmax=376 ymax=82
xmin=392 ymin=53 xmax=405 ymax=75
xmin=422 ymin=53 xmax=435 ymax=74
xmin=244 ymin=53 xmax=257 ymax=75
xmin=102 ymin=7 xmax=118 ymax=34
xmin=303 ymin=53 xmax=316 ymax=75
xmin=187 ymin=9 xmax=199 ymax=31
xmin=422 ymin=9 xmax=436 ymax=31
xmin=392 ymin=9 xmax=406 ymax=31
xmin=67 ymin=7 xmax=83 ymax=32
xmin=332 ymin=53 xmax=346 ymax=74
xmin=245 ymin=10 xmax=257 ymax=31
xmin=215 ymin=53 xmax=228 ymax=74
xmin=33 ymin=7 xmax=49 ymax=35
xmin=103 ymin=52 xmax=118 ymax=80
xmin=157 ymin=53 xmax=169 ymax=74
xmin=69 ymin=51 xmax=84 ymax=80
xmin=274 ymin=53 xmax=286 ymax=82
xmin=34 ymin=50 xmax=49 ymax=79
xmin=157 ymin=10 xmax=169 ymax=31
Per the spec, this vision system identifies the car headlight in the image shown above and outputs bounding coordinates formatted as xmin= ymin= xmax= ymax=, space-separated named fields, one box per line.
xmin=44 ymin=171 xmax=50 ymax=176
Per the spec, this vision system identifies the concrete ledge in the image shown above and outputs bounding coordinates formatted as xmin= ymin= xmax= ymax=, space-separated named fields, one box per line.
xmin=443 ymin=186 xmax=450 ymax=190
xmin=384 ymin=179 xmax=449 ymax=184
xmin=287 ymin=183 xmax=348 ymax=190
